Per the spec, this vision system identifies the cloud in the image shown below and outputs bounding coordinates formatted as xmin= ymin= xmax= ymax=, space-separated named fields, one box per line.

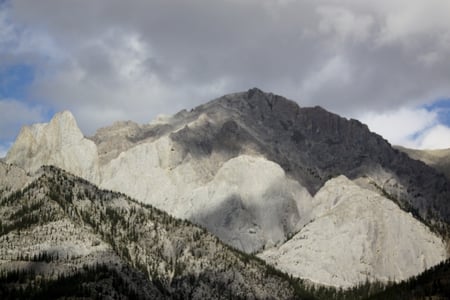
xmin=373 ymin=0 xmax=450 ymax=47
xmin=360 ymin=104 xmax=450 ymax=149
xmin=316 ymin=5 xmax=374 ymax=44
xmin=0 ymin=99 xmax=47 ymax=141
xmin=0 ymin=2 xmax=62 ymax=65
xmin=0 ymin=0 xmax=449 ymax=147
xmin=416 ymin=125 xmax=450 ymax=149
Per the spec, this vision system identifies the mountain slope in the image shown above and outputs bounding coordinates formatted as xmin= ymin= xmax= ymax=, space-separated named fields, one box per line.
xmin=0 ymin=166 xmax=305 ymax=299
xmin=259 ymin=176 xmax=446 ymax=287
xmin=6 ymin=111 xmax=99 ymax=182
xmin=368 ymin=258 xmax=450 ymax=300
xmin=180 ymin=89 xmax=450 ymax=226
xmin=7 ymin=89 xmax=450 ymax=227
xmin=0 ymin=162 xmax=30 ymax=199
xmin=396 ymin=146 xmax=450 ymax=181
xmin=4 ymin=88 xmax=450 ymax=287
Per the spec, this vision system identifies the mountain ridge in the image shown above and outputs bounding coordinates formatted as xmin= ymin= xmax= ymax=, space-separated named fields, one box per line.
xmin=3 ymin=88 xmax=450 ymax=288
xmin=93 ymin=88 xmax=450 ymax=226
xmin=0 ymin=165 xmax=305 ymax=299
xmin=396 ymin=146 xmax=450 ymax=180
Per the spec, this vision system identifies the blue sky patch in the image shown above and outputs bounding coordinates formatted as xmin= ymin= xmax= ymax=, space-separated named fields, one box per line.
xmin=0 ymin=64 xmax=35 ymax=100
xmin=424 ymin=99 xmax=450 ymax=127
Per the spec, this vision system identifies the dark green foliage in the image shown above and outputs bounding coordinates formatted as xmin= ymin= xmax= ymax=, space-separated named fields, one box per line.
xmin=5 ymin=165 xmax=450 ymax=299
xmin=367 ymin=258 xmax=450 ymax=300
xmin=300 ymin=258 xmax=450 ymax=299
xmin=0 ymin=189 xmax=24 ymax=206
xmin=0 ymin=166 xmax=311 ymax=298
xmin=29 ymin=251 xmax=57 ymax=263
xmin=0 ymin=263 xmax=143 ymax=300
xmin=0 ymin=174 xmax=60 ymax=236
xmin=10 ymin=200 xmax=44 ymax=220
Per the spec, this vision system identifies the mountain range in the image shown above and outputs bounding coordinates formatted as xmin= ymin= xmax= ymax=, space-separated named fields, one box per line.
xmin=1 ymin=88 xmax=449 ymax=298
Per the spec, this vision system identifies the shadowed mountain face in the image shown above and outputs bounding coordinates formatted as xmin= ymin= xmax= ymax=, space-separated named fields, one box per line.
xmin=396 ymin=146 xmax=450 ymax=181
xmin=9 ymin=88 xmax=449 ymax=225
xmin=168 ymin=88 xmax=450 ymax=224
xmin=88 ymin=88 xmax=450 ymax=224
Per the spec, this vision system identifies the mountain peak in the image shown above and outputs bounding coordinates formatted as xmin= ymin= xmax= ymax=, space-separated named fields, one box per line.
xmin=54 ymin=110 xmax=76 ymax=120
xmin=3 ymin=89 xmax=450 ymax=291
xmin=246 ymin=87 xmax=266 ymax=98
xmin=52 ymin=109 xmax=75 ymax=122
xmin=6 ymin=110 xmax=99 ymax=180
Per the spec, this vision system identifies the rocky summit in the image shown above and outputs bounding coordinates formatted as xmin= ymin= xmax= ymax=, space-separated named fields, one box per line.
xmin=2 ymin=88 xmax=450 ymax=293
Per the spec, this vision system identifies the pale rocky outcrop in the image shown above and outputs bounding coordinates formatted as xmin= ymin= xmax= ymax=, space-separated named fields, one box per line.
xmin=185 ymin=155 xmax=313 ymax=253
xmin=259 ymin=176 xmax=447 ymax=287
xmin=0 ymin=161 xmax=30 ymax=198
xmin=6 ymin=111 xmax=99 ymax=182
xmin=101 ymin=138 xmax=310 ymax=253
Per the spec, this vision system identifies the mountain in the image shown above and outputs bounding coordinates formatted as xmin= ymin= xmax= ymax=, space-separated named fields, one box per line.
xmin=0 ymin=166 xmax=305 ymax=299
xmin=396 ymin=146 xmax=450 ymax=181
xmin=259 ymin=176 xmax=445 ymax=287
xmin=367 ymin=258 xmax=450 ymax=300
xmin=6 ymin=111 xmax=99 ymax=182
xmin=4 ymin=88 xmax=450 ymax=287
xmin=0 ymin=162 xmax=30 ymax=199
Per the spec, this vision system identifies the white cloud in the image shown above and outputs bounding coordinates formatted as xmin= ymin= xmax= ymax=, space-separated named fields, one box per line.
xmin=374 ymin=0 xmax=450 ymax=48
xmin=317 ymin=5 xmax=374 ymax=44
xmin=0 ymin=99 xmax=47 ymax=140
xmin=299 ymin=55 xmax=352 ymax=101
xmin=0 ymin=2 xmax=62 ymax=64
xmin=416 ymin=125 xmax=450 ymax=149
xmin=29 ymin=29 xmax=230 ymax=134
xmin=360 ymin=106 xmax=450 ymax=149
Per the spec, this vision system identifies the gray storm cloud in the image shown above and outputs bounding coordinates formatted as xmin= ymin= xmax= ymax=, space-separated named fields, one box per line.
xmin=1 ymin=0 xmax=450 ymax=148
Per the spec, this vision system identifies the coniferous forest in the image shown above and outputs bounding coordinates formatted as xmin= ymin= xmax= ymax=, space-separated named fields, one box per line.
xmin=1 ymin=166 xmax=450 ymax=299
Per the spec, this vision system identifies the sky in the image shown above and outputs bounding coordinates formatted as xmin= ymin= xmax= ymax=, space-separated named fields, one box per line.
xmin=1 ymin=0 xmax=450 ymax=158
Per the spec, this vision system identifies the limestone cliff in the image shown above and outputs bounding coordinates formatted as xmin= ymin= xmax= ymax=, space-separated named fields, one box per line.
xmin=6 ymin=111 xmax=99 ymax=183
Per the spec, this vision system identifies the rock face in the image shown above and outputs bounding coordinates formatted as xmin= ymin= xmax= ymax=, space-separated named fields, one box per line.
xmin=8 ymin=91 xmax=450 ymax=226
xmin=4 ymin=88 xmax=450 ymax=287
xmin=6 ymin=111 xmax=99 ymax=182
xmin=185 ymin=155 xmax=313 ymax=253
xmin=101 ymin=144 xmax=313 ymax=253
xmin=259 ymin=176 xmax=447 ymax=287
xmin=91 ymin=88 xmax=450 ymax=226
xmin=396 ymin=146 xmax=450 ymax=180
xmin=0 ymin=162 xmax=30 ymax=199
